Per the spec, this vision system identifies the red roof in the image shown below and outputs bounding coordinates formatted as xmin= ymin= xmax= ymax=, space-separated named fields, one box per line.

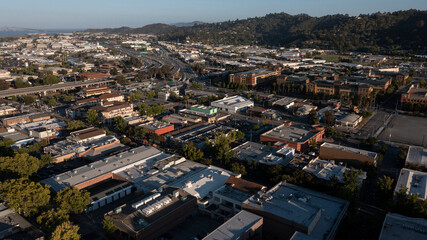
xmin=225 ymin=176 xmax=266 ymax=194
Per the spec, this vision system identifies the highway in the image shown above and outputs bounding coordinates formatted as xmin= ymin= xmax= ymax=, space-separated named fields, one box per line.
xmin=0 ymin=78 xmax=114 ymax=98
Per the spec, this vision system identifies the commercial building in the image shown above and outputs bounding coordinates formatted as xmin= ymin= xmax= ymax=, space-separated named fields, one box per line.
xmin=395 ymin=168 xmax=427 ymax=200
xmin=179 ymin=105 xmax=229 ymax=123
xmin=0 ymin=203 xmax=44 ymax=240
xmin=203 ymin=210 xmax=263 ymax=240
xmin=15 ymin=118 xmax=67 ymax=141
xmin=79 ymin=72 xmax=109 ymax=81
xmin=405 ymin=146 xmax=427 ymax=169
xmin=41 ymin=146 xmax=171 ymax=211
xmin=401 ymin=85 xmax=427 ymax=105
xmin=229 ymin=68 xmax=281 ymax=87
xmin=83 ymin=85 xmax=112 ymax=97
xmin=108 ymin=187 xmax=198 ymax=240
xmin=0 ymin=105 xmax=18 ymax=117
xmin=243 ymin=182 xmax=348 ymax=240
xmin=211 ymin=96 xmax=254 ymax=114
xmin=99 ymin=92 xmax=125 ymax=102
xmin=319 ymin=142 xmax=378 ymax=167
xmin=1 ymin=113 xmax=50 ymax=126
xmin=233 ymin=141 xmax=294 ymax=165
xmin=303 ymin=158 xmax=367 ymax=184
xmin=91 ymin=102 xmax=136 ymax=124
xmin=378 ymin=213 xmax=427 ymax=240
xmin=140 ymin=121 xmax=174 ymax=135
xmin=169 ymin=124 xmax=237 ymax=147
xmin=272 ymin=97 xmax=296 ymax=109
xmin=260 ymin=122 xmax=324 ymax=152
xmin=335 ymin=113 xmax=363 ymax=128
xmin=0 ymin=129 xmax=35 ymax=149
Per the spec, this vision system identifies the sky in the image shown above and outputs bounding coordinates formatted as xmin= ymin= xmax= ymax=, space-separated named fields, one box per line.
xmin=0 ymin=0 xmax=426 ymax=29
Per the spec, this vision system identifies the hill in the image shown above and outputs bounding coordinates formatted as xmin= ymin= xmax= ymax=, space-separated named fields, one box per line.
xmin=86 ymin=10 xmax=427 ymax=53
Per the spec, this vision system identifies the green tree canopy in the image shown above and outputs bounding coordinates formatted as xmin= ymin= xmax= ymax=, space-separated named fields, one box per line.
xmin=0 ymin=153 xmax=41 ymax=178
xmin=182 ymin=142 xmax=204 ymax=162
xmin=51 ymin=221 xmax=80 ymax=240
xmin=23 ymin=95 xmax=35 ymax=105
xmin=377 ymin=175 xmax=394 ymax=199
xmin=0 ymin=178 xmax=50 ymax=216
xmin=55 ymin=186 xmax=90 ymax=214
xmin=36 ymin=209 xmax=69 ymax=235
xmin=102 ymin=216 xmax=118 ymax=236
xmin=67 ymin=120 xmax=85 ymax=131
xmin=113 ymin=116 xmax=127 ymax=133
xmin=85 ymin=109 xmax=99 ymax=125
xmin=307 ymin=109 xmax=319 ymax=124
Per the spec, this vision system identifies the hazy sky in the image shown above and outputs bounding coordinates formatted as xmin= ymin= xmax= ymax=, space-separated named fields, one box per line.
xmin=1 ymin=0 xmax=426 ymax=29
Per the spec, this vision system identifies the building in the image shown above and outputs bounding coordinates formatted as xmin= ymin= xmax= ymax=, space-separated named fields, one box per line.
xmin=211 ymin=96 xmax=254 ymax=114
xmin=91 ymin=102 xmax=136 ymax=124
xmin=319 ymin=142 xmax=378 ymax=167
xmin=395 ymin=168 xmax=427 ymax=200
xmin=79 ymin=72 xmax=109 ymax=81
xmin=83 ymin=85 xmax=112 ymax=97
xmin=272 ymin=97 xmax=296 ymax=109
xmin=41 ymin=146 xmax=170 ymax=211
xmin=242 ymin=182 xmax=349 ymax=240
xmin=210 ymin=176 xmax=266 ymax=216
xmin=260 ymin=122 xmax=324 ymax=152
xmin=0 ymin=130 xmax=35 ymax=149
xmin=0 ymin=105 xmax=18 ymax=117
xmin=378 ymin=213 xmax=427 ymax=240
xmin=0 ymin=203 xmax=44 ymax=240
xmin=1 ymin=113 xmax=50 ymax=126
xmin=179 ymin=105 xmax=228 ymax=123
xmin=405 ymin=146 xmax=427 ymax=169
xmin=140 ymin=121 xmax=174 ymax=135
xmin=335 ymin=113 xmax=363 ymax=128
xmin=229 ymin=68 xmax=281 ymax=87
xmin=108 ymin=187 xmax=198 ymax=240
xmin=401 ymin=85 xmax=427 ymax=105
xmin=15 ymin=118 xmax=67 ymax=141
xmin=303 ymin=158 xmax=367 ymax=184
xmin=98 ymin=92 xmax=125 ymax=102
xmin=203 ymin=210 xmax=263 ymax=240
xmin=233 ymin=141 xmax=294 ymax=165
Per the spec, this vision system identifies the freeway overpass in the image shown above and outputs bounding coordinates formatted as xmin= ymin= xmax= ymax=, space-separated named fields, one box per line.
xmin=0 ymin=78 xmax=114 ymax=98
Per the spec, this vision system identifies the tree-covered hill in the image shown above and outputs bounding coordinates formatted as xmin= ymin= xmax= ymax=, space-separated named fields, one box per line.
xmin=87 ymin=10 xmax=427 ymax=53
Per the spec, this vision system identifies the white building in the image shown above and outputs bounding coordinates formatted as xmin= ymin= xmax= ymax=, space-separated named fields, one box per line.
xmin=335 ymin=113 xmax=363 ymax=128
xmin=379 ymin=213 xmax=427 ymax=240
xmin=395 ymin=168 xmax=427 ymax=200
xmin=303 ymin=158 xmax=367 ymax=184
xmin=210 ymin=96 xmax=254 ymax=113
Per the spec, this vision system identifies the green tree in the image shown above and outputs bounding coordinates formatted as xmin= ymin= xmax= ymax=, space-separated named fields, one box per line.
xmin=36 ymin=209 xmax=69 ymax=235
xmin=85 ymin=109 xmax=99 ymax=125
xmin=55 ymin=187 xmax=90 ymax=214
xmin=51 ymin=221 xmax=80 ymax=240
xmin=0 ymin=137 xmax=15 ymax=157
xmin=182 ymin=142 xmax=204 ymax=162
xmin=48 ymin=98 xmax=57 ymax=107
xmin=40 ymin=154 xmax=52 ymax=167
xmin=231 ymin=162 xmax=247 ymax=176
xmin=324 ymin=111 xmax=335 ymax=126
xmin=43 ymin=74 xmax=60 ymax=85
xmin=102 ymin=216 xmax=118 ymax=236
xmin=377 ymin=175 xmax=394 ymax=200
xmin=0 ymin=153 xmax=41 ymax=178
xmin=113 ymin=116 xmax=127 ymax=133
xmin=213 ymin=133 xmax=234 ymax=165
xmin=109 ymin=68 xmax=118 ymax=75
xmin=67 ymin=120 xmax=85 ymax=131
xmin=23 ymin=95 xmax=35 ymax=105
xmin=0 ymin=178 xmax=50 ymax=216
xmin=307 ymin=109 xmax=319 ymax=124
xmin=0 ymin=79 xmax=10 ymax=90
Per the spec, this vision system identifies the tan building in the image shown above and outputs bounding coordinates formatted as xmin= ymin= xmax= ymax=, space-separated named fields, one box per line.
xmin=230 ymin=68 xmax=281 ymax=87
xmin=319 ymin=142 xmax=378 ymax=167
xmin=91 ymin=102 xmax=135 ymax=124
xmin=400 ymin=85 xmax=427 ymax=105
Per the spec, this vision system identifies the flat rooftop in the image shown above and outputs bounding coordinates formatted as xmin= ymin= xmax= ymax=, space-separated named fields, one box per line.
xmin=202 ymin=210 xmax=263 ymax=240
xmin=211 ymin=96 xmax=254 ymax=108
xmin=406 ymin=146 xmax=427 ymax=166
xmin=303 ymin=158 xmax=366 ymax=184
xmin=243 ymin=182 xmax=349 ymax=240
xmin=395 ymin=168 xmax=427 ymax=200
xmin=139 ymin=121 xmax=173 ymax=131
xmin=261 ymin=124 xmax=318 ymax=143
xmin=379 ymin=213 xmax=427 ymax=240
xmin=41 ymin=146 xmax=168 ymax=192
xmin=320 ymin=142 xmax=377 ymax=158
xmin=233 ymin=141 xmax=284 ymax=165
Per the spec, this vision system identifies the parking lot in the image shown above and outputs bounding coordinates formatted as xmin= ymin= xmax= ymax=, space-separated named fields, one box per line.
xmin=378 ymin=114 xmax=427 ymax=147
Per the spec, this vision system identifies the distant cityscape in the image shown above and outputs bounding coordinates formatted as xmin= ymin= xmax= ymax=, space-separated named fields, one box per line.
xmin=0 ymin=8 xmax=426 ymax=240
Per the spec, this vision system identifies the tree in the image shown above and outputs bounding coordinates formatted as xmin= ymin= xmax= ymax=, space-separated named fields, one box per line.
xmin=102 ymin=216 xmax=117 ymax=236
xmin=169 ymin=92 xmax=179 ymax=101
xmin=55 ymin=186 xmax=90 ymax=214
xmin=109 ymin=68 xmax=118 ymax=75
xmin=113 ymin=116 xmax=127 ymax=133
xmin=67 ymin=120 xmax=85 ymax=131
xmin=0 ymin=137 xmax=15 ymax=157
xmin=51 ymin=221 xmax=80 ymax=240
xmin=191 ymin=82 xmax=203 ymax=89
xmin=307 ymin=109 xmax=319 ymax=124
xmin=43 ymin=74 xmax=60 ymax=85
xmin=48 ymin=98 xmax=57 ymax=107
xmin=213 ymin=133 xmax=234 ymax=165
xmin=0 ymin=153 xmax=41 ymax=178
xmin=182 ymin=142 xmax=204 ymax=162
xmin=40 ymin=154 xmax=52 ymax=167
xmin=14 ymin=78 xmax=31 ymax=88
xmin=36 ymin=209 xmax=69 ymax=234
xmin=0 ymin=79 xmax=10 ymax=90
xmin=231 ymin=162 xmax=247 ymax=176
xmin=377 ymin=175 xmax=394 ymax=200
xmin=85 ymin=109 xmax=99 ymax=125
xmin=23 ymin=95 xmax=35 ymax=105
xmin=324 ymin=111 xmax=335 ymax=126
xmin=0 ymin=178 xmax=50 ymax=216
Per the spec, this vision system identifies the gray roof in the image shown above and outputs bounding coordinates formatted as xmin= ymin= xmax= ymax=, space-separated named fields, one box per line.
xmin=379 ymin=213 xmax=427 ymax=240
xmin=41 ymin=146 xmax=167 ymax=192
xmin=203 ymin=210 xmax=262 ymax=240
xmin=243 ymin=182 xmax=349 ymax=240
xmin=261 ymin=124 xmax=317 ymax=143
xmin=320 ymin=142 xmax=377 ymax=158
xmin=406 ymin=146 xmax=427 ymax=166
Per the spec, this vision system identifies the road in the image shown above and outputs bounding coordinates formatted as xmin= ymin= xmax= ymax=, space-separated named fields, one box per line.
xmin=0 ymin=78 xmax=114 ymax=98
